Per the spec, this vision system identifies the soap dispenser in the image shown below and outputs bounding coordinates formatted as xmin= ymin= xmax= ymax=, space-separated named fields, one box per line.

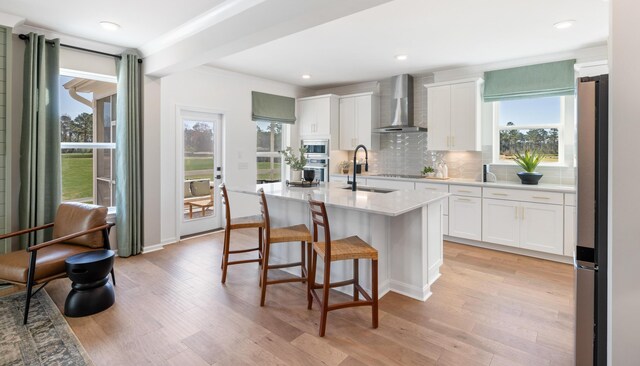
xmin=442 ymin=161 xmax=449 ymax=179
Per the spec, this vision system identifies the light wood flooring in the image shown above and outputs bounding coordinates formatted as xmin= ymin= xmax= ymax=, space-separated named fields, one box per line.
xmin=44 ymin=229 xmax=575 ymax=366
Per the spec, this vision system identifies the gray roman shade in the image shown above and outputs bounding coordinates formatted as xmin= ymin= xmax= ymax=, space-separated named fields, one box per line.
xmin=484 ymin=59 xmax=576 ymax=102
xmin=251 ymin=91 xmax=296 ymax=124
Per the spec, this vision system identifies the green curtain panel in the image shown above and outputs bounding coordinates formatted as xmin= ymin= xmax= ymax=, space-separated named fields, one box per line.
xmin=115 ymin=52 xmax=142 ymax=257
xmin=251 ymin=91 xmax=296 ymax=124
xmin=18 ymin=33 xmax=61 ymax=248
xmin=483 ymin=59 xmax=576 ymax=102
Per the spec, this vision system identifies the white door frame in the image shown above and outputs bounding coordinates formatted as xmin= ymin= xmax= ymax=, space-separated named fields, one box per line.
xmin=176 ymin=106 xmax=225 ymax=237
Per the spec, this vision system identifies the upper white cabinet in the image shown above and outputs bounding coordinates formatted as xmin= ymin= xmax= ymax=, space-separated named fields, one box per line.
xmin=339 ymin=93 xmax=379 ymax=150
xmin=426 ymin=79 xmax=482 ymax=151
xmin=297 ymin=94 xmax=340 ymax=143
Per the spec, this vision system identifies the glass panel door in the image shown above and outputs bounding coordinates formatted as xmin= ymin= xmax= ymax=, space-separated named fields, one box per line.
xmin=180 ymin=112 xmax=223 ymax=236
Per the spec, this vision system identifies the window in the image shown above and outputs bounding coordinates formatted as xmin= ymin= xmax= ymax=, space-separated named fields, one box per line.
xmin=256 ymin=121 xmax=283 ymax=183
xmin=493 ymin=96 xmax=567 ymax=164
xmin=59 ymin=72 xmax=117 ymax=206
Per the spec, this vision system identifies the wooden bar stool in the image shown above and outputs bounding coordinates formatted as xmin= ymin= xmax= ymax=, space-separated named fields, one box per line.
xmin=258 ymin=188 xmax=312 ymax=306
xmin=220 ymin=184 xmax=265 ymax=284
xmin=307 ymin=199 xmax=378 ymax=337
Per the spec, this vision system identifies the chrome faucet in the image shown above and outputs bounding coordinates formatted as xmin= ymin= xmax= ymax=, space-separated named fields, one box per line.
xmin=350 ymin=144 xmax=368 ymax=191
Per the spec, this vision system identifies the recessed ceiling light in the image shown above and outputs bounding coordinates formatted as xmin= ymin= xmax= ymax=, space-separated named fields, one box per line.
xmin=553 ymin=20 xmax=575 ymax=29
xmin=395 ymin=54 xmax=408 ymax=61
xmin=301 ymin=74 xmax=311 ymax=79
xmin=99 ymin=21 xmax=121 ymax=31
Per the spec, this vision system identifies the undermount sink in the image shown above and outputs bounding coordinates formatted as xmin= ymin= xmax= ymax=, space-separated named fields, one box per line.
xmin=342 ymin=186 xmax=395 ymax=194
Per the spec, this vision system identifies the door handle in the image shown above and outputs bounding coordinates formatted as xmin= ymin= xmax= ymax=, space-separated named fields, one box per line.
xmin=515 ymin=206 xmax=518 ymax=219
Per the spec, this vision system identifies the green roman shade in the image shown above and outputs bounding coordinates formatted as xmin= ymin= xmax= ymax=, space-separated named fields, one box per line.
xmin=251 ymin=91 xmax=296 ymax=124
xmin=483 ymin=59 xmax=576 ymax=102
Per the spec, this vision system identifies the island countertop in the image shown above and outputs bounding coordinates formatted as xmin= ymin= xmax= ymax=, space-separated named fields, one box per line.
xmin=230 ymin=182 xmax=450 ymax=217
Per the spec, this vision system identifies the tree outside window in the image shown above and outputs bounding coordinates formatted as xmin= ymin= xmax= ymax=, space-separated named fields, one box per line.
xmin=495 ymin=96 xmax=565 ymax=163
xmin=256 ymin=121 xmax=283 ymax=183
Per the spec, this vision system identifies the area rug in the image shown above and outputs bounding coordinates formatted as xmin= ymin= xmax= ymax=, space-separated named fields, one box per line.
xmin=0 ymin=289 xmax=93 ymax=366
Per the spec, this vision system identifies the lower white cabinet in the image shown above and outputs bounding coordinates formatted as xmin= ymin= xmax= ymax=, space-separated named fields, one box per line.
xmin=449 ymin=195 xmax=482 ymax=241
xmin=482 ymin=199 xmax=520 ymax=247
xmin=482 ymin=198 xmax=564 ymax=255
xmin=416 ymin=182 xmax=449 ymax=235
xmin=519 ymin=202 xmax=564 ymax=254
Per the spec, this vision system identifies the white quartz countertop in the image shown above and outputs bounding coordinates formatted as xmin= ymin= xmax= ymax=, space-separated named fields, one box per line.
xmin=229 ymin=182 xmax=450 ymax=217
xmin=330 ymin=174 xmax=576 ymax=194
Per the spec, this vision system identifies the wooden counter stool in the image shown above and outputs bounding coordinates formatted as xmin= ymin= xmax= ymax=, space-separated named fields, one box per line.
xmin=258 ymin=188 xmax=312 ymax=306
xmin=220 ymin=184 xmax=265 ymax=284
xmin=307 ymin=199 xmax=378 ymax=337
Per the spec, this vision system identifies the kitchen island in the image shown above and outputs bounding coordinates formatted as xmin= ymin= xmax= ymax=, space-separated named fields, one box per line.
xmin=230 ymin=182 xmax=449 ymax=301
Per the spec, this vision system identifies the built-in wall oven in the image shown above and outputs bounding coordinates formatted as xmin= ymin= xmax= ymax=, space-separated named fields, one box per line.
xmin=301 ymin=139 xmax=329 ymax=182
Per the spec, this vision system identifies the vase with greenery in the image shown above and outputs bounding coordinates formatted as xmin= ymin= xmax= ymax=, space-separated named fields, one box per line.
xmin=513 ymin=150 xmax=545 ymax=185
xmin=339 ymin=161 xmax=350 ymax=174
xmin=280 ymin=147 xmax=307 ymax=181
xmin=422 ymin=166 xmax=435 ymax=178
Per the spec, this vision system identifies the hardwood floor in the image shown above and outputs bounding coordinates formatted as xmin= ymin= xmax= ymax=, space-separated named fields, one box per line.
xmin=45 ymin=230 xmax=575 ymax=366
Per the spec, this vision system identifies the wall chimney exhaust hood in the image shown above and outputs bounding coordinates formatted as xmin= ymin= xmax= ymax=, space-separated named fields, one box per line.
xmin=374 ymin=74 xmax=426 ymax=133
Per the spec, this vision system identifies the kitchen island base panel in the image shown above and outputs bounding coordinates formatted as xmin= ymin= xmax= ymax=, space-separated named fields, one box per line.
xmin=263 ymin=196 xmax=443 ymax=301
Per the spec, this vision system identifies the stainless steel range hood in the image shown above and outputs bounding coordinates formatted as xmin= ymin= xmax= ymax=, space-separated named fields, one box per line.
xmin=374 ymin=74 xmax=426 ymax=133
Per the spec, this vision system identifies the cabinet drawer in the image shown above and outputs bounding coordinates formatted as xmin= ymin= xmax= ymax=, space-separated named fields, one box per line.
xmin=483 ymin=187 xmax=563 ymax=205
xmin=365 ymin=178 xmax=414 ymax=190
xmin=415 ymin=182 xmax=448 ymax=192
xmin=565 ymin=193 xmax=576 ymax=206
xmin=416 ymin=182 xmax=449 ymax=215
xmin=449 ymin=185 xmax=481 ymax=197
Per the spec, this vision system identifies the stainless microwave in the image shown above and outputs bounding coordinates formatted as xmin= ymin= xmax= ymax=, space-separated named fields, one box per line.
xmin=301 ymin=139 xmax=329 ymax=158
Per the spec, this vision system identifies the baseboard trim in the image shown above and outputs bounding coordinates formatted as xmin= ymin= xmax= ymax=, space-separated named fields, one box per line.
xmin=444 ymin=236 xmax=573 ymax=264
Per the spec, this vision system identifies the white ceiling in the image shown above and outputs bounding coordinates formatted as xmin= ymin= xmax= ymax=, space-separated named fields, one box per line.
xmin=209 ymin=0 xmax=609 ymax=88
xmin=0 ymin=0 xmax=608 ymax=86
xmin=0 ymin=0 xmax=225 ymax=48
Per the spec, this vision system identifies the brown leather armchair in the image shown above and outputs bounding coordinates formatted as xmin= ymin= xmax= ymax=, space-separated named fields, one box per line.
xmin=0 ymin=202 xmax=115 ymax=324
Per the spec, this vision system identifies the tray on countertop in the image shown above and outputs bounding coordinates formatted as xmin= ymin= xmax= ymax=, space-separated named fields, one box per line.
xmin=286 ymin=180 xmax=320 ymax=188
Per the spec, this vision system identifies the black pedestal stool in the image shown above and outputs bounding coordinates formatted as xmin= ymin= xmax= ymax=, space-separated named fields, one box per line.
xmin=64 ymin=249 xmax=116 ymax=317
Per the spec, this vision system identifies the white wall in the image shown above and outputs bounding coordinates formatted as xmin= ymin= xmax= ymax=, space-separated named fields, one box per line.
xmin=156 ymin=66 xmax=310 ymax=245
xmin=609 ymin=0 xmax=640 ymax=364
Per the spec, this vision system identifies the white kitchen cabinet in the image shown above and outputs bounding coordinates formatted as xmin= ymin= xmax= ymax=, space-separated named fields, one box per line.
xmin=449 ymin=195 xmax=482 ymax=241
xmin=426 ymin=79 xmax=482 ymax=151
xmin=416 ymin=182 xmax=449 ymax=235
xmin=482 ymin=188 xmax=565 ymax=255
xmin=482 ymin=198 xmax=520 ymax=247
xmin=519 ymin=202 xmax=564 ymax=255
xmin=339 ymin=93 xmax=379 ymax=150
xmin=365 ymin=178 xmax=414 ymax=190
xmin=297 ymin=94 xmax=339 ymax=143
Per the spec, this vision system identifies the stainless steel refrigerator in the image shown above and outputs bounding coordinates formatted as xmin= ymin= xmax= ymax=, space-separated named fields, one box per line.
xmin=575 ymin=74 xmax=608 ymax=366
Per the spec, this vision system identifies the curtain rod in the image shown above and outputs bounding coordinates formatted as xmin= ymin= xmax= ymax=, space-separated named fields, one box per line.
xmin=18 ymin=34 xmax=143 ymax=64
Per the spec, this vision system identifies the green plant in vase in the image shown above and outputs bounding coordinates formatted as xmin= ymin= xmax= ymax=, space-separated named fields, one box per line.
xmin=422 ymin=166 xmax=435 ymax=177
xmin=338 ymin=161 xmax=350 ymax=174
xmin=513 ymin=150 xmax=545 ymax=185
xmin=280 ymin=147 xmax=307 ymax=181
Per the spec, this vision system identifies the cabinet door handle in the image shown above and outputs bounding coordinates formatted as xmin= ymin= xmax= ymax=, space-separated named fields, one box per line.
xmin=532 ymin=196 xmax=550 ymax=200
xmin=492 ymin=192 xmax=508 ymax=196
xmin=456 ymin=198 xmax=472 ymax=202
xmin=515 ymin=206 xmax=518 ymax=219
xmin=458 ymin=189 xmax=472 ymax=193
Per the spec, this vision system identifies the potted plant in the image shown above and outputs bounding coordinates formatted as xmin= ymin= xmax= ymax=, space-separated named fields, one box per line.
xmin=422 ymin=166 xmax=436 ymax=178
xmin=280 ymin=147 xmax=307 ymax=181
xmin=339 ymin=161 xmax=350 ymax=174
xmin=513 ymin=150 xmax=545 ymax=185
